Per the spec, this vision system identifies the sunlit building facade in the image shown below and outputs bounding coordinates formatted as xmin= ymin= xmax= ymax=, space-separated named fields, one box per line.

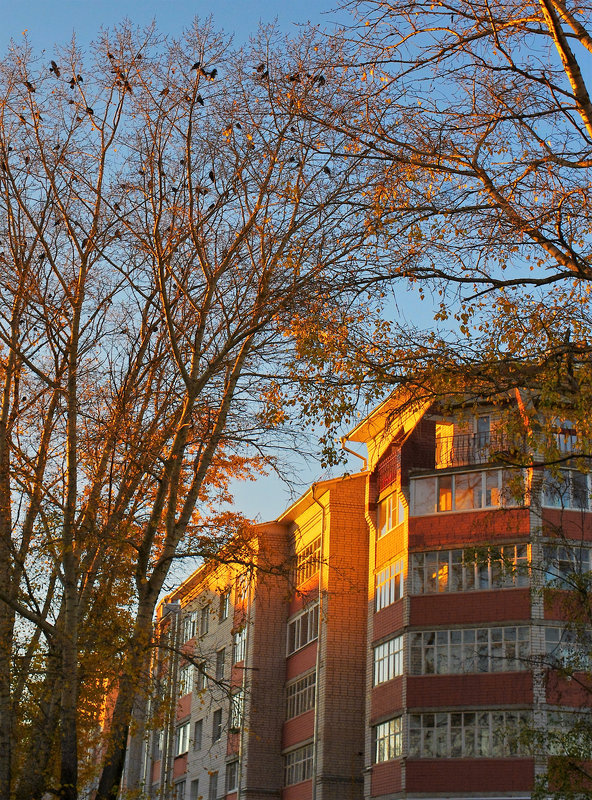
xmin=129 ymin=391 xmax=591 ymax=800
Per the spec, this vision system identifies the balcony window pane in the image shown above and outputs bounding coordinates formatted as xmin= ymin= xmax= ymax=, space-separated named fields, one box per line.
xmin=414 ymin=477 xmax=436 ymax=515
xmin=438 ymin=475 xmax=453 ymax=512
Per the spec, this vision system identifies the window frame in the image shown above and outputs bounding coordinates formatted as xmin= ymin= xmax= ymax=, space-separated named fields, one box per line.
xmin=212 ymin=708 xmax=223 ymax=743
xmin=375 ymin=557 xmax=405 ymax=611
xmin=373 ymin=717 xmax=402 ymax=763
xmin=284 ymin=743 xmax=314 ymax=786
xmin=373 ymin=635 xmax=404 ymax=685
xmin=175 ymin=721 xmax=190 ymax=756
xmin=286 ymin=671 xmax=316 ymax=719
xmin=287 ymin=602 xmax=320 ymax=655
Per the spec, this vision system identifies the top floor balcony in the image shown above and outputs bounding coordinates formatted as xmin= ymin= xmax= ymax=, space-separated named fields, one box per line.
xmin=435 ymin=431 xmax=515 ymax=469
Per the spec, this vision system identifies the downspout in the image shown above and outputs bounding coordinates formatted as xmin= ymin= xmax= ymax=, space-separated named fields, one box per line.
xmin=340 ymin=436 xmax=367 ymax=472
xmin=237 ymin=574 xmax=253 ymax=799
xmin=310 ymin=484 xmax=327 ymax=800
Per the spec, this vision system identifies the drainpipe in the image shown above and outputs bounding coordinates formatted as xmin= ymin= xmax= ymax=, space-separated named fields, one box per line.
xmin=310 ymin=484 xmax=327 ymax=800
xmin=340 ymin=436 xmax=367 ymax=471
xmin=237 ymin=573 xmax=253 ymax=800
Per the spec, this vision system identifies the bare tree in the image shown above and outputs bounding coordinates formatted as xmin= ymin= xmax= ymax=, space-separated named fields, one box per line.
xmin=0 ymin=21 xmax=379 ymax=800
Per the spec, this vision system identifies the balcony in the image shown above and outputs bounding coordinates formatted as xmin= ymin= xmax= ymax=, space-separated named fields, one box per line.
xmin=435 ymin=432 xmax=515 ymax=469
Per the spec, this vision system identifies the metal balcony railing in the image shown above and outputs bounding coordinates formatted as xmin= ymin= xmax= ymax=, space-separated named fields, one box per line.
xmin=435 ymin=432 xmax=514 ymax=468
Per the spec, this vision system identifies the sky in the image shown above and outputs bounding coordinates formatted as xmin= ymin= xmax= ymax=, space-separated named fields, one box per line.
xmin=0 ymin=0 xmax=426 ymax=522
xmin=0 ymin=0 xmax=340 ymax=52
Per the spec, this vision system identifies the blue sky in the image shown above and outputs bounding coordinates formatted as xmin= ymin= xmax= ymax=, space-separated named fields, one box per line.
xmin=0 ymin=0 xmax=428 ymax=522
xmin=0 ymin=0 xmax=339 ymax=52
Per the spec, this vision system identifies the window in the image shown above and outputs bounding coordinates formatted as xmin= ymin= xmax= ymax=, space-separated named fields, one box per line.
xmin=286 ymin=672 xmax=316 ymax=719
xmin=225 ymin=760 xmax=239 ymax=793
xmin=193 ymin=719 xmax=203 ymax=751
xmin=373 ymin=717 xmax=402 ymax=762
xmin=545 ymin=626 xmax=592 ymax=671
xmin=200 ymin=606 xmax=210 ymax=635
xmin=235 ymin=573 xmax=248 ymax=605
xmin=374 ymin=635 xmax=403 ymax=685
xmin=230 ymin=689 xmax=244 ymax=731
xmin=377 ymin=492 xmax=406 ymax=538
xmin=555 ymin=420 xmax=578 ymax=454
xmin=375 ymin=557 xmax=404 ymax=611
xmin=410 ymin=626 xmax=530 ymax=675
xmin=543 ymin=469 xmax=590 ymax=510
xmin=182 ymin=610 xmax=197 ymax=641
xmin=295 ymin=537 xmax=321 ymax=584
xmin=410 ymin=545 xmax=529 ymax=594
xmin=544 ymin=544 xmax=591 ymax=589
xmin=412 ymin=469 xmax=522 ymax=515
xmin=284 ymin=743 xmax=314 ymax=786
xmin=212 ymin=708 xmax=223 ymax=742
xmin=196 ymin=662 xmax=208 ymax=691
xmin=178 ymin=663 xmax=194 ymax=696
xmin=215 ymin=648 xmax=225 ymax=681
xmin=219 ymin=591 xmax=230 ymax=621
xmin=233 ymin=626 xmax=247 ymax=663
xmin=409 ymin=710 xmax=530 ymax=758
xmin=190 ymin=779 xmax=199 ymax=800
xmin=174 ymin=780 xmax=186 ymax=800
xmin=287 ymin=603 xmax=319 ymax=655
xmin=208 ymin=771 xmax=218 ymax=800
xmin=175 ymin=721 xmax=190 ymax=756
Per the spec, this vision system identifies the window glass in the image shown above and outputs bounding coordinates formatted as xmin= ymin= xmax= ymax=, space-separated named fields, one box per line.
xmin=414 ymin=477 xmax=436 ymax=515
xmin=438 ymin=475 xmax=453 ymax=511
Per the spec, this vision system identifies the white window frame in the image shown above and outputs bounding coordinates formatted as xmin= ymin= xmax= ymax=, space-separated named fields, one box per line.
xmin=219 ymin=591 xmax=230 ymax=621
xmin=410 ymin=626 xmax=530 ymax=675
xmin=286 ymin=671 xmax=316 ymax=719
xmin=175 ymin=721 xmax=190 ymax=756
xmin=287 ymin=602 xmax=319 ymax=655
xmin=230 ymin=689 xmax=244 ymax=731
xmin=543 ymin=469 xmax=590 ymax=510
xmin=377 ymin=492 xmax=406 ymax=538
xmin=284 ymin=743 xmax=314 ymax=786
xmin=373 ymin=635 xmax=404 ymax=685
xmin=411 ymin=469 xmax=523 ymax=516
xmin=410 ymin=544 xmax=529 ymax=594
xmin=178 ymin=663 xmax=194 ymax=697
xmin=409 ymin=710 xmax=530 ymax=758
xmin=182 ymin=610 xmax=197 ymax=641
xmin=375 ymin=557 xmax=405 ymax=611
xmin=374 ymin=717 xmax=402 ymax=762
xmin=225 ymin=761 xmax=239 ymax=793
xmin=233 ymin=626 xmax=247 ymax=663
xmin=294 ymin=536 xmax=321 ymax=585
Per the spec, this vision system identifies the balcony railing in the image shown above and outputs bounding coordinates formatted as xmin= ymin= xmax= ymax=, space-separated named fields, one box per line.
xmin=435 ymin=432 xmax=514 ymax=468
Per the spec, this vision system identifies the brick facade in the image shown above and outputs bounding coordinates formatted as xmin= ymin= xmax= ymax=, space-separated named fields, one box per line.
xmin=126 ymin=392 xmax=587 ymax=800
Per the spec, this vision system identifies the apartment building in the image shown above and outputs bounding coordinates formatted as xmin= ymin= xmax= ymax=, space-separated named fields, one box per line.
xmin=350 ymin=390 xmax=591 ymax=800
xmin=130 ymin=390 xmax=590 ymax=800
xmin=132 ymin=473 xmax=369 ymax=800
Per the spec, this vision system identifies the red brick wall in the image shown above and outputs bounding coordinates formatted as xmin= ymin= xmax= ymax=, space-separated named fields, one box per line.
xmin=409 ymin=508 xmax=530 ymax=550
xmin=546 ymin=670 xmax=592 ymax=706
xmin=282 ymin=710 xmax=314 ymax=749
xmin=282 ymin=779 xmax=312 ymax=800
xmin=370 ymin=678 xmax=403 ymax=721
xmin=409 ymin=589 xmax=531 ymax=626
xmin=285 ymin=642 xmax=317 ymax=681
xmin=405 ymin=758 xmax=534 ymax=793
xmin=370 ymin=760 xmax=402 ymax=796
xmin=372 ymin=601 xmax=403 ymax=641
xmin=542 ymin=509 xmax=592 ymax=541
xmin=406 ymin=672 xmax=532 ymax=708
